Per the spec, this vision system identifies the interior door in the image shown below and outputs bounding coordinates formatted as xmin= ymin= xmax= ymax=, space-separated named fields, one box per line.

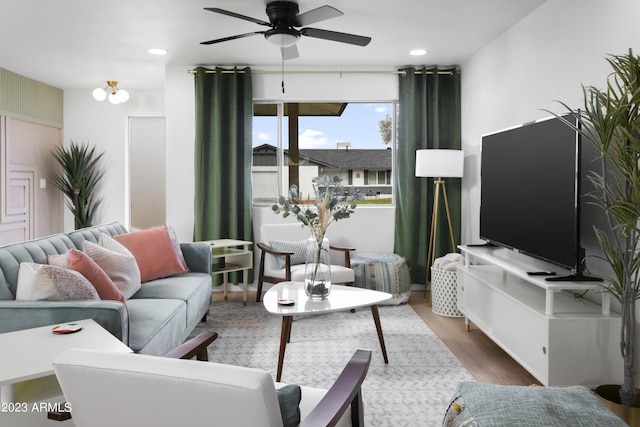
xmin=129 ymin=117 xmax=166 ymax=229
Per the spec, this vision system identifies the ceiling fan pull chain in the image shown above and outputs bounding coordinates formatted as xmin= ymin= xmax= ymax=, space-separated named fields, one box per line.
xmin=281 ymin=56 xmax=286 ymax=93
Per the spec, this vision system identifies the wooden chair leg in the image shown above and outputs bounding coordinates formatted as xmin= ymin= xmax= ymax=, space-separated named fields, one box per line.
xmin=48 ymin=409 xmax=72 ymax=421
xmin=256 ymin=279 xmax=263 ymax=302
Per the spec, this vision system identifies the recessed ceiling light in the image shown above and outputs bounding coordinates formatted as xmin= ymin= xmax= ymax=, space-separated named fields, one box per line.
xmin=410 ymin=49 xmax=427 ymax=56
xmin=148 ymin=48 xmax=168 ymax=56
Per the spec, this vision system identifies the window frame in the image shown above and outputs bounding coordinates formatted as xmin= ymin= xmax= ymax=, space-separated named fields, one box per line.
xmin=252 ymin=100 xmax=398 ymax=206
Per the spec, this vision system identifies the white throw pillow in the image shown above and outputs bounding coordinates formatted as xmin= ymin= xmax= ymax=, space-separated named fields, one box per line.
xmin=83 ymin=237 xmax=141 ymax=299
xmin=16 ymin=262 xmax=100 ymax=301
xmin=269 ymin=240 xmax=307 ymax=268
xmin=167 ymin=225 xmax=189 ymax=271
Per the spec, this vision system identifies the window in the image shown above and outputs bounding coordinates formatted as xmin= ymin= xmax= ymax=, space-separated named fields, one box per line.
xmin=252 ymin=102 xmax=396 ymax=205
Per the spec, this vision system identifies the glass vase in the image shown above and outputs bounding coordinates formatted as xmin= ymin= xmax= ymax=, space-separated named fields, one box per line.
xmin=304 ymin=235 xmax=332 ymax=300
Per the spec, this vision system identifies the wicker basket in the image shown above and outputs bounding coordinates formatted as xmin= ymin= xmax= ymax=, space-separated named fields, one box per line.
xmin=430 ymin=267 xmax=463 ymax=317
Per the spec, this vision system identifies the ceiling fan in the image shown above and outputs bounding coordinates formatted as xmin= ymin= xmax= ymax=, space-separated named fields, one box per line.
xmin=200 ymin=1 xmax=372 ymax=60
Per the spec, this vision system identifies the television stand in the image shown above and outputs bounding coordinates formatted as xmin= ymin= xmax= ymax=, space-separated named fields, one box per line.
xmin=456 ymin=245 xmax=621 ymax=387
xmin=465 ymin=242 xmax=498 ymax=248
xmin=545 ymin=273 xmax=602 ymax=282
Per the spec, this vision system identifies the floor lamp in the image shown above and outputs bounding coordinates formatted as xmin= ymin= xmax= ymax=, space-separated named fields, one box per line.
xmin=415 ymin=149 xmax=464 ymax=299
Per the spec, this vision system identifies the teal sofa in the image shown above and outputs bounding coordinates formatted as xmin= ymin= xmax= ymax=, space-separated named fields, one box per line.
xmin=0 ymin=222 xmax=212 ymax=355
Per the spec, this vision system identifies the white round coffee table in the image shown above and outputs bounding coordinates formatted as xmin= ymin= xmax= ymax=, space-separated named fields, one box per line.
xmin=263 ymin=281 xmax=391 ymax=381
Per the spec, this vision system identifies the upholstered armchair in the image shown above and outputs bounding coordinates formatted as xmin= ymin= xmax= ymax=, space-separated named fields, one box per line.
xmin=52 ymin=331 xmax=371 ymax=427
xmin=256 ymin=223 xmax=356 ymax=302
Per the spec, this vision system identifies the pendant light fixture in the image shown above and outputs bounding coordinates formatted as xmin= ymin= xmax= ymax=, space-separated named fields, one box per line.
xmin=92 ymin=81 xmax=130 ymax=104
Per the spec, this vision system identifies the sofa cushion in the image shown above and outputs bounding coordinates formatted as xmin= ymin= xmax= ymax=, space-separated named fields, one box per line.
xmin=266 ymin=263 xmax=355 ymax=284
xmin=131 ymin=272 xmax=212 ymax=333
xmin=113 ymin=225 xmax=187 ymax=282
xmin=47 ymin=249 xmax=125 ymax=302
xmin=125 ymin=298 xmax=187 ymax=355
xmin=16 ymin=262 xmax=99 ymax=301
xmin=276 ymin=384 xmax=302 ymax=427
xmin=84 ymin=239 xmax=141 ymax=299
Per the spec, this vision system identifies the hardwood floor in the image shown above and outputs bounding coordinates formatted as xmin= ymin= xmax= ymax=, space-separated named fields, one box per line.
xmin=213 ymin=289 xmax=540 ymax=386
xmin=407 ymin=291 xmax=540 ymax=386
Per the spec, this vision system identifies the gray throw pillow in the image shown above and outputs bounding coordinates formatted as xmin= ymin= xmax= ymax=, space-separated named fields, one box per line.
xmin=269 ymin=240 xmax=307 ymax=268
xmin=276 ymin=384 xmax=302 ymax=427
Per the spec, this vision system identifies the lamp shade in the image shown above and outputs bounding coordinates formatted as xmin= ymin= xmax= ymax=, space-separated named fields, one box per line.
xmin=415 ymin=149 xmax=464 ymax=178
xmin=92 ymin=88 xmax=107 ymax=101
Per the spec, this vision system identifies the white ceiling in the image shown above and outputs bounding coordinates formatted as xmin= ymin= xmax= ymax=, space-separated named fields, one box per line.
xmin=0 ymin=0 xmax=546 ymax=91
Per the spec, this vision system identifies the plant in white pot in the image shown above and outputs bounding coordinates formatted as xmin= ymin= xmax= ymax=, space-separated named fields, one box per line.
xmin=557 ymin=49 xmax=640 ymax=410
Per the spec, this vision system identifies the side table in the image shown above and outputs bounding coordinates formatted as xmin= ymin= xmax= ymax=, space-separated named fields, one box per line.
xmin=263 ymin=282 xmax=391 ymax=381
xmin=201 ymin=239 xmax=253 ymax=305
xmin=0 ymin=319 xmax=131 ymax=426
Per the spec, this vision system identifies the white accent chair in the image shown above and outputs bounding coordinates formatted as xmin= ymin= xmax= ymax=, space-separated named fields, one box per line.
xmin=256 ymin=223 xmax=356 ymax=302
xmin=52 ymin=331 xmax=371 ymax=427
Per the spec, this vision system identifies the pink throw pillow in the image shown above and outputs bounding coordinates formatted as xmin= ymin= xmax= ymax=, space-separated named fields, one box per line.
xmin=113 ymin=225 xmax=188 ymax=282
xmin=47 ymin=249 xmax=125 ymax=302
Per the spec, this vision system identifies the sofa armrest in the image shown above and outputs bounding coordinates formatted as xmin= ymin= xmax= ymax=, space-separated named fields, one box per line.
xmin=180 ymin=243 xmax=212 ymax=274
xmin=0 ymin=300 xmax=129 ymax=344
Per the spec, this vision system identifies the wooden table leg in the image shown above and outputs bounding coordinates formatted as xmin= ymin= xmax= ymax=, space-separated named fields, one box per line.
xmin=242 ymin=270 xmax=247 ymax=306
xmin=370 ymin=305 xmax=389 ymax=364
xmin=277 ymin=316 xmax=293 ymax=382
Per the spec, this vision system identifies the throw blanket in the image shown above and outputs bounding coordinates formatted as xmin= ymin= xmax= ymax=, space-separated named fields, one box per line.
xmin=433 ymin=253 xmax=464 ymax=271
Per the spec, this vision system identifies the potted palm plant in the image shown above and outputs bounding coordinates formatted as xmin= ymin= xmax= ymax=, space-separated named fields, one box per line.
xmin=50 ymin=141 xmax=105 ymax=229
xmin=557 ymin=49 xmax=640 ymax=416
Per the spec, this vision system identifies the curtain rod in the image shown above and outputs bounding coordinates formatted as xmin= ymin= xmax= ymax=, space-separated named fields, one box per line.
xmin=187 ymin=68 xmax=458 ymax=76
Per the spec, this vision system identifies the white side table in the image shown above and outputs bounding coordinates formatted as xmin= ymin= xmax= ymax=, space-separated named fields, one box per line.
xmin=0 ymin=319 xmax=131 ymax=426
xmin=201 ymin=239 xmax=253 ymax=305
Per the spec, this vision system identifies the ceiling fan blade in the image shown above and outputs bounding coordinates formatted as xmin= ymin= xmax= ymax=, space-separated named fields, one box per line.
xmin=200 ymin=31 xmax=265 ymax=45
xmin=293 ymin=5 xmax=343 ymax=27
xmin=204 ymin=7 xmax=271 ymax=26
xmin=301 ymin=28 xmax=371 ymax=47
xmin=281 ymin=45 xmax=299 ymax=60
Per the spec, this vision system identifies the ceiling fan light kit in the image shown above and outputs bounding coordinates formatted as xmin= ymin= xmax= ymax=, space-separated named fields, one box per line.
xmin=201 ymin=1 xmax=371 ymax=60
xmin=265 ymin=28 xmax=300 ymax=47
xmin=92 ymin=81 xmax=129 ymax=104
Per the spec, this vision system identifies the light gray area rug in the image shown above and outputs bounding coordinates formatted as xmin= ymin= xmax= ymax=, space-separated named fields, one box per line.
xmin=190 ymin=301 xmax=474 ymax=426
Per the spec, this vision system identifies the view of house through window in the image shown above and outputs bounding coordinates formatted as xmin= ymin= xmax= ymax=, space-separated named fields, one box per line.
xmin=252 ymin=102 xmax=395 ymax=205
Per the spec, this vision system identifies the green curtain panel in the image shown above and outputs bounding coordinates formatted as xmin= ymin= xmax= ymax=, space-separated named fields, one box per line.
xmin=394 ymin=66 xmax=462 ymax=285
xmin=194 ymin=66 xmax=253 ymax=283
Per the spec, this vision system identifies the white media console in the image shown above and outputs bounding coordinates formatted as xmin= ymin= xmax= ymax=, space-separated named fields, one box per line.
xmin=457 ymin=245 xmax=622 ymax=387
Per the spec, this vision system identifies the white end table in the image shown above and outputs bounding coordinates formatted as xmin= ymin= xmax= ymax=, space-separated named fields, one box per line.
xmin=200 ymin=239 xmax=253 ymax=305
xmin=0 ymin=319 xmax=131 ymax=425
xmin=263 ymin=282 xmax=391 ymax=381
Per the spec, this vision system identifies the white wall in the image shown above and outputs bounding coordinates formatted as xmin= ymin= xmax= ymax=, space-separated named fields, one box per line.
xmin=59 ymin=70 xmax=403 ymax=275
xmin=461 ymin=0 xmax=640 ymax=381
xmin=63 ymin=89 xmax=165 ymax=231
xmin=461 ymin=0 xmax=640 ymax=246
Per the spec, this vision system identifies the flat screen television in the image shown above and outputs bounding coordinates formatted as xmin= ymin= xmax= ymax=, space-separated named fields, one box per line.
xmin=480 ymin=114 xmax=599 ymax=281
